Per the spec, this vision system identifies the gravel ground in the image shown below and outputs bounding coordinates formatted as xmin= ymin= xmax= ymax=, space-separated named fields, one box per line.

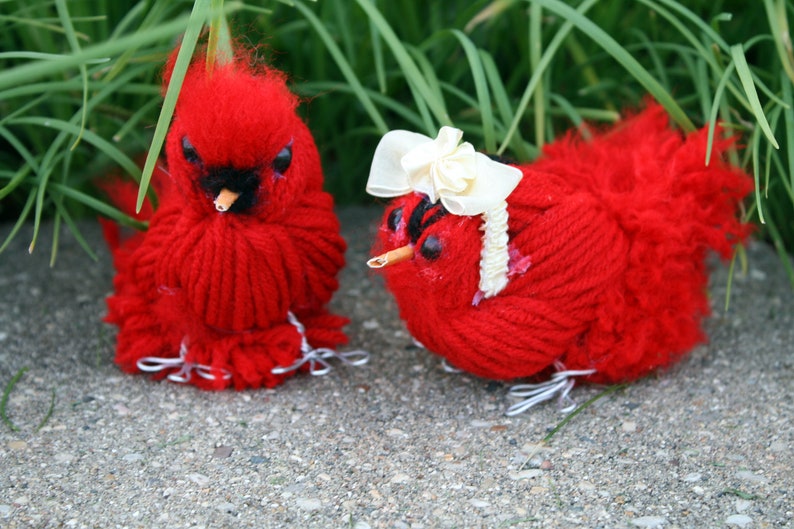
xmin=0 ymin=208 xmax=792 ymax=529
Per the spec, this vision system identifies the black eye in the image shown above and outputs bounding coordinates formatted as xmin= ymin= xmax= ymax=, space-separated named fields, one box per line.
xmin=419 ymin=235 xmax=442 ymax=261
xmin=272 ymin=142 xmax=292 ymax=175
xmin=387 ymin=206 xmax=403 ymax=231
xmin=182 ymin=136 xmax=201 ymax=165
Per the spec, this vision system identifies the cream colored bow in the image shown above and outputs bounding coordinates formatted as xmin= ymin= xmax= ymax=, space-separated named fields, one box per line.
xmin=366 ymin=126 xmax=523 ymax=302
xmin=366 ymin=126 xmax=521 ymax=216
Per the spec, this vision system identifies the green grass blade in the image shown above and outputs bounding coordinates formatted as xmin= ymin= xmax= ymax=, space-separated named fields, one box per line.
xmin=293 ymin=0 xmax=388 ymax=134
xmin=549 ymin=93 xmax=586 ymax=132
xmin=12 ymin=117 xmax=142 ymax=178
xmin=54 ymin=0 xmax=88 ymax=150
xmin=751 ymin=127 xmax=765 ymax=224
xmin=0 ymin=15 xmax=191 ymax=91
xmin=499 ymin=0 xmax=600 ymax=156
xmin=112 ymin=97 xmax=161 ymax=143
xmin=0 ymin=164 xmax=33 ymax=200
xmin=1 ymin=368 xmax=29 ymax=432
xmin=764 ymin=0 xmax=794 ymax=84
xmin=35 ymin=390 xmax=57 ymax=432
xmin=529 ymin=0 xmax=545 ymax=150
xmin=297 ymin=81 xmax=425 ymax=130
xmin=0 ymin=51 xmax=109 ymax=62
xmin=207 ymin=0 xmax=233 ymax=69
xmin=543 ymin=383 xmax=628 ymax=443
xmin=532 ymin=0 xmax=695 ymax=133
xmin=478 ymin=49 xmax=530 ymax=159
xmin=355 ymin=0 xmax=451 ymax=128
xmin=0 ymin=189 xmax=35 ymax=254
xmin=764 ymin=211 xmax=794 ymax=286
xmin=0 ymin=125 xmax=41 ymax=174
xmin=368 ymin=14 xmax=387 ymax=94
xmin=407 ymin=42 xmax=449 ymax=130
xmin=136 ymin=0 xmax=210 ymax=212
xmin=448 ymin=29 xmax=496 ymax=152
xmin=639 ymin=0 xmax=730 ymax=51
xmin=50 ymin=182 xmax=148 ymax=230
xmin=731 ymin=43 xmax=780 ymax=149
xmin=782 ymin=70 xmax=794 ymax=195
xmin=50 ymin=189 xmax=99 ymax=263
xmin=705 ymin=61 xmax=736 ymax=165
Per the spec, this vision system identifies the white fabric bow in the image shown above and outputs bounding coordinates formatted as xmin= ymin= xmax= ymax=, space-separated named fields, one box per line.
xmin=366 ymin=126 xmax=521 ymax=216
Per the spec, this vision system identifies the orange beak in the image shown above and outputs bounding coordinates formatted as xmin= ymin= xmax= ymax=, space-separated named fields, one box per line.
xmin=214 ymin=188 xmax=240 ymax=212
xmin=366 ymin=244 xmax=414 ymax=268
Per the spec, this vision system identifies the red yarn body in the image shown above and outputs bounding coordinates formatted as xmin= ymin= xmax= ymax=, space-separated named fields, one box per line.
xmin=374 ymin=105 xmax=752 ymax=384
xmin=102 ymin=46 xmax=347 ymax=389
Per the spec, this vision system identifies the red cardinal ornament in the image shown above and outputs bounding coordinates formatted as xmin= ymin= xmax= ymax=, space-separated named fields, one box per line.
xmin=101 ymin=45 xmax=366 ymax=390
xmin=366 ymin=104 xmax=752 ymax=414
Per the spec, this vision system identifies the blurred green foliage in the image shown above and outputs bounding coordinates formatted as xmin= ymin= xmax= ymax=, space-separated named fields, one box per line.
xmin=0 ymin=0 xmax=792 ymax=280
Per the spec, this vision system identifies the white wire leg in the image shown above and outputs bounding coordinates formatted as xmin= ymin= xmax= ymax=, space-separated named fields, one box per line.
xmin=271 ymin=311 xmax=370 ymax=376
xmin=505 ymin=363 xmax=596 ymax=416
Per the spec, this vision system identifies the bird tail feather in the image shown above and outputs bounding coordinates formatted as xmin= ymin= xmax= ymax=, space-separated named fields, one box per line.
xmin=530 ymin=102 xmax=753 ymax=382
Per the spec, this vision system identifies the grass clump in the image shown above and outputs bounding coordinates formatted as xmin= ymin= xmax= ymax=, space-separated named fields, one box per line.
xmin=0 ymin=0 xmax=792 ymax=282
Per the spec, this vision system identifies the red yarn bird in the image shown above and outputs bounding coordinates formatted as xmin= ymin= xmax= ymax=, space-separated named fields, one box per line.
xmin=101 ymin=45 xmax=366 ymax=390
xmin=366 ymin=105 xmax=752 ymax=414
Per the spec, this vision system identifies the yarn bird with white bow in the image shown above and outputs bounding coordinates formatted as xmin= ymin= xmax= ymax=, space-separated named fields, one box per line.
xmin=366 ymin=105 xmax=752 ymax=414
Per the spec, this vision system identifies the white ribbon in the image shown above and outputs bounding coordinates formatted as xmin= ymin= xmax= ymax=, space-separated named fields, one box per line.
xmin=366 ymin=126 xmax=522 ymax=216
xmin=271 ymin=312 xmax=370 ymax=376
xmin=137 ymin=339 xmax=232 ymax=383
xmin=505 ymin=363 xmax=596 ymax=416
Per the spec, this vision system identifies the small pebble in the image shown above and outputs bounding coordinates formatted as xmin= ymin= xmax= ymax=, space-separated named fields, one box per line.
xmin=469 ymin=499 xmax=489 ymax=508
xmin=54 ymin=452 xmax=75 ymax=464
xmin=122 ymin=453 xmax=144 ymax=462
xmin=187 ymin=473 xmax=210 ymax=486
xmin=735 ymin=470 xmax=768 ymax=484
xmin=212 ymin=445 xmax=233 ymax=458
xmin=250 ymin=456 xmax=268 ymax=464
xmin=735 ymin=499 xmax=752 ymax=512
xmin=7 ymin=440 xmax=27 ymax=451
xmin=0 ymin=504 xmax=11 ymax=517
xmin=508 ymin=469 xmax=542 ymax=480
xmin=215 ymin=502 xmax=236 ymax=514
xmin=391 ymin=473 xmax=410 ymax=484
xmin=13 ymin=496 xmax=29 ymax=506
xmin=631 ymin=516 xmax=665 ymax=528
xmin=622 ymin=421 xmax=637 ymax=433
xmin=725 ymin=514 xmax=752 ymax=527
xmin=296 ymin=498 xmax=322 ymax=511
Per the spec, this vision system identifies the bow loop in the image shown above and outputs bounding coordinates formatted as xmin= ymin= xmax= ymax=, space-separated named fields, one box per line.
xmin=366 ymin=126 xmax=522 ymax=216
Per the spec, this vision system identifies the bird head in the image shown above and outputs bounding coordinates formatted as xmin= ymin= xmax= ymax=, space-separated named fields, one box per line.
xmin=371 ymin=191 xmax=487 ymax=311
xmin=366 ymin=127 xmax=523 ymax=308
xmin=162 ymin=45 xmax=322 ymax=217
